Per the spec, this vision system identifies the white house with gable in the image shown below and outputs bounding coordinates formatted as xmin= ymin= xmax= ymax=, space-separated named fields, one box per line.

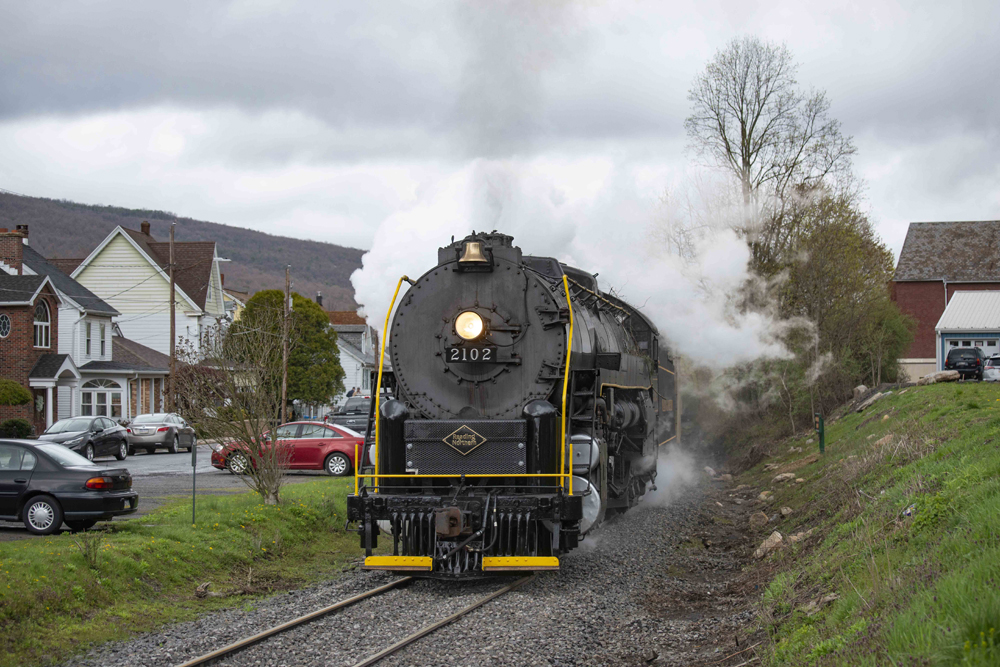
xmin=69 ymin=221 xmax=228 ymax=357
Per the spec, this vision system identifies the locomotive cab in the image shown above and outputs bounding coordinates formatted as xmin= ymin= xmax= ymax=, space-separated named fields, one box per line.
xmin=346 ymin=232 xmax=678 ymax=577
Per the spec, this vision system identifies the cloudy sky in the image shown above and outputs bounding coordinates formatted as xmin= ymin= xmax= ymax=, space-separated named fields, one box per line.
xmin=1 ymin=0 xmax=997 ymax=260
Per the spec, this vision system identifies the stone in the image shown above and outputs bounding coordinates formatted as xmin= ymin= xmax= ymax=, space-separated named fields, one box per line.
xmin=758 ymin=490 xmax=772 ymax=501
xmin=821 ymin=593 xmax=840 ymax=604
xmin=780 ymin=506 xmax=793 ymax=517
xmin=772 ymin=472 xmax=796 ymax=483
xmin=931 ymin=370 xmax=960 ymax=383
xmin=749 ymin=511 xmax=769 ymax=529
xmin=719 ymin=473 xmax=733 ymax=482
xmin=788 ymin=446 xmax=803 ymax=453
xmin=734 ymin=484 xmax=749 ymax=491
xmin=733 ymin=498 xmax=743 ymax=505
xmin=763 ymin=463 xmax=780 ymax=471
xmin=795 ymin=478 xmax=805 ymax=484
xmin=856 ymin=392 xmax=884 ymax=412
xmin=917 ymin=376 xmax=935 ymax=386
xmin=853 ymin=384 xmax=868 ymax=402
xmin=881 ymin=414 xmax=890 ymax=421
xmin=874 ymin=434 xmax=893 ymax=447
xmin=704 ymin=466 xmax=717 ymax=477
xmin=788 ymin=528 xmax=814 ymax=543
xmin=753 ymin=531 xmax=784 ymax=559
xmin=805 ymin=438 xmax=814 ymax=445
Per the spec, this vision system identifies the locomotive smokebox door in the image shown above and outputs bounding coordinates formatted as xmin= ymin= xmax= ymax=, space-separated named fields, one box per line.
xmin=435 ymin=507 xmax=463 ymax=538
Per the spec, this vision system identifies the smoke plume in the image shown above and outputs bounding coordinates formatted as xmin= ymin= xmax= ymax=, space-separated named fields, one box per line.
xmin=351 ymin=159 xmax=789 ymax=368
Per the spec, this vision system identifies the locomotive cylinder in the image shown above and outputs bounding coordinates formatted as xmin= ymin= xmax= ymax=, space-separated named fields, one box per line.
xmin=378 ymin=399 xmax=409 ymax=480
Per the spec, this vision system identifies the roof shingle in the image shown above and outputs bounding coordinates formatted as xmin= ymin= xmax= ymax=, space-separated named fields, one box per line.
xmin=24 ymin=245 xmax=117 ymax=315
xmin=896 ymin=221 xmax=1000 ymax=282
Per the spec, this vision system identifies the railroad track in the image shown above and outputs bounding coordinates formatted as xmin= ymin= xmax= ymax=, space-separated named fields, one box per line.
xmin=175 ymin=575 xmax=535 ymax=667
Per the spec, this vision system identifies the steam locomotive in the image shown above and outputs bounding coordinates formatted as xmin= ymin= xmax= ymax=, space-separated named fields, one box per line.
xmin=346 ymin=232 xmax=678 ymax=577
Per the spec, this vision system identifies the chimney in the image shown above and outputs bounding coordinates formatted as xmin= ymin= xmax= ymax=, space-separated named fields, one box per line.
xmin=15 ymin=224 xmax=28 ymax=245
xmin=220 ymin=273 xmax=225 ymax=287
xmin=140 ymin=221 xmax=150 ymax=235
xmin=0 ymin=228 xmax=26 ymax=275
xmin=316 ymin=291 xmax=323 ymax=307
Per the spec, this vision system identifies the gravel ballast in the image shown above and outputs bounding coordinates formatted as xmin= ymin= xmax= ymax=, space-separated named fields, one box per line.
xmin=61 ymin=463 xmax=760 ymax=667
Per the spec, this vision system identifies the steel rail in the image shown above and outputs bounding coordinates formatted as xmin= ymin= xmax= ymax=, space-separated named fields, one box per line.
xmin=350 ymin=575 xmax=535 ymax=667
xmin=174 ymin=577 xmax=412 ymax=667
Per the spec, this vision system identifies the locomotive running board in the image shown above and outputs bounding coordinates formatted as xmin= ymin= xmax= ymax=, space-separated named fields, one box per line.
xmin=482 ymin=556 xmax=560 ymax=572
xmin=363 ymin=556 xmax=433 ymax=571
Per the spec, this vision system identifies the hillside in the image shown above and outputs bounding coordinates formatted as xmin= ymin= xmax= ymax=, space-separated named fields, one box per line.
xmin=730 ymin=380 xmax=1000 ymax=664
xmin=0 ymin=191 xmax=365 ymax=309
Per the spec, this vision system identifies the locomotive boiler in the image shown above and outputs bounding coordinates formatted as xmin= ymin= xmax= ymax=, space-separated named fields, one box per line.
xmin=346 ymin=232 xmax=678 ymax=577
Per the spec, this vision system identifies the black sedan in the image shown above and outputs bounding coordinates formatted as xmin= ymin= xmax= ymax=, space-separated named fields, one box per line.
xmin=37 ymin=416 xmax=129 ymax=462
xmin=0 ymin=439 xmax=137 ymax=534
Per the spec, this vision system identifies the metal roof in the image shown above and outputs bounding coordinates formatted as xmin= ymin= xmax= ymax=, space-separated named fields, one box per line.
xmin=936 ymin=291 xmax=1000 ymax=331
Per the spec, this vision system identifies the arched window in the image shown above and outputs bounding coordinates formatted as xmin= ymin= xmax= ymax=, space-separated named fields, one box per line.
xmin=81 ymin=379 xmax=122 ymax=418
xmin=33 ymin=301 xmax=50 ymax=348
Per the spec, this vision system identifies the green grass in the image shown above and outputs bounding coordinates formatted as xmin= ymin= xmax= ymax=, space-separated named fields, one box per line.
xmin=741 ymin=382 xmax=1000 ymax=665
xmin=0 ymin=478 xmax=360 ymax=667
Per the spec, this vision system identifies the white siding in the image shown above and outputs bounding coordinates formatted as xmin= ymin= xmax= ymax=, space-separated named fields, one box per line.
xmin=74 ymin=234 xmax=202 ymax=357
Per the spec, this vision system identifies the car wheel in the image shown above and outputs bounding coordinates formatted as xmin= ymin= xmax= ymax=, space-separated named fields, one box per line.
xmin=325 ymin=452 xmax=351 ymax=477
xmin=228 ymin=452 xmax=250 ymax=474
xmin=115 ymin=440 xmax=128 ymax=461
xmin=167 ymin=435 xmax=178 ymax=454
xmin=84 ymin=443 xmax=95 ymax=461
xmin=23 ymin=495 xmax=64 ymax=535
xmin=66 ymin=520 xmax=97 ymax=532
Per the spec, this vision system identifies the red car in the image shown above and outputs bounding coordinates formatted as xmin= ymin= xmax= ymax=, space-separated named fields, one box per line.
xmin=209 ymin=421 xmax=364 ymax=477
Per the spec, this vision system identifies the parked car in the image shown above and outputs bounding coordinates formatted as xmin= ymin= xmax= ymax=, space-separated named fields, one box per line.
xmin=943 ymin=347 xmax=986 ymax=380
xmin=0 ymin=439 xmax=137 ymax=535
xmin=37 ymin=416 xmax=129 ymax=462
xmin=210 ymin=421 xmax=365 ymax=477
xmin=985 ymin=356 xmax=1000 ymax=382
xmin=326 ymin=391 xmax=392 ymax=435
xmin=126 ymin=413 xmax=197 ymax=454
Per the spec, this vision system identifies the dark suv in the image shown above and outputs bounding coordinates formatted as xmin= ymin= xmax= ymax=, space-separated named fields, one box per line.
xmin=944 ymin=347 xmax=985 ymax=380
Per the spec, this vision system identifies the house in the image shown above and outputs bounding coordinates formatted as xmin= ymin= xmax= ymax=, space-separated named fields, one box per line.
xmin=2 ymin=226 xmax=171 ymax=428
xmin=221 ymin=277 xmax=249 ymax=321
xmin=327 ymin=310 xmax=379 ymax=403
xmin=65 ymin=221 xmax=228 ymax=357
xmin=0 ymin=226 xmax=75 ymax=434
xmin=892 ymin=220 xmax=1000 ymax=378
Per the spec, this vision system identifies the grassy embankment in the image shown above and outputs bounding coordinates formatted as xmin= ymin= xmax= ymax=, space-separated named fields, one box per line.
xmin=0 ymin=477 xmax=362 ymax=667
xmin=742 ymin=381 xmax=1000 ymax=665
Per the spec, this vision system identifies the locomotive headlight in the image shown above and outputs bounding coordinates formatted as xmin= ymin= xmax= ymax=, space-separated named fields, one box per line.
xmin=455 ymin=311 xmax=485 ymax=340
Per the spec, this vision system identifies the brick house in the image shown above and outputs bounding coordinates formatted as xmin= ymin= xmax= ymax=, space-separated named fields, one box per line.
xmin=0 ymin=227 xmax=76 ymax=434
xmin=892 ymin=220 xmax=1000 ymax=379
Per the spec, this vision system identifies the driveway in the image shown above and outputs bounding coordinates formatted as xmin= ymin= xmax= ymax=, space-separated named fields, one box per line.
xmin=0 ymin=444 xmax=330 ymax=541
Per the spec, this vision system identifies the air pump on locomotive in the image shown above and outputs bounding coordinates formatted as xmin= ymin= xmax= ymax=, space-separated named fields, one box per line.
xmin=346 ymin=232 xmax=678 ymax=577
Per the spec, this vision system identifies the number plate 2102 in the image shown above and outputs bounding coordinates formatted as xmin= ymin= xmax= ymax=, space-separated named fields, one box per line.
xmin=446 ymin=346 xmax=498 ymax=363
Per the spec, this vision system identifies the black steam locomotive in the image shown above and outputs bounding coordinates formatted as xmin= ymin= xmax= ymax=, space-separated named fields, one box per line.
xmin=347 ymin=232 xmax=678 ymax=577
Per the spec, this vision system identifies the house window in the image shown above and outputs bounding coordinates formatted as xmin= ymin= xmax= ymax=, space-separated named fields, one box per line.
xmin=33 ymin=301 xmax=50 ymax=348
xmin=81 ymin=379 xmax=122 ymax=418
xmin=975 ymin=341 xmax=984 ymax=349
xmin=100 ymin=323 xmax=106 ymax=356
xmin=949 ymin=340 xmax=959 ymax=348
xmin=962 ymin=341 xmax=972 ymax=347
xmin=86 ymin=321 xmax=92 ymax=355
xmin=0 ymin=314 xmax=10 ymax=338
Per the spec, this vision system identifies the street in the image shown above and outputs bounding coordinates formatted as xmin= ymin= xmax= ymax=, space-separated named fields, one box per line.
xmin=0 ymin=444 xmax=331 ymax=541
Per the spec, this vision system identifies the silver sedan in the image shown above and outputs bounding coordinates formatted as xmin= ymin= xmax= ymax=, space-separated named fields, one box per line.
xmin=126 ymin=413 xmax=197 ymax=454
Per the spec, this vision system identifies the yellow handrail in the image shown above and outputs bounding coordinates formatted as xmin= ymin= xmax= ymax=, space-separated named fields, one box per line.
xmin=560 ymin=274 xmax=574 ymax=495
xmin=373 ymin=276 xmax=409 ymax=479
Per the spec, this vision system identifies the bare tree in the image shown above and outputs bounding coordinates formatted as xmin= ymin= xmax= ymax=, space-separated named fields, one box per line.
xmin=175 ymin=305 xmax=297 ymax=505
xmin=684 ymin=35 xmax=856 ymax=248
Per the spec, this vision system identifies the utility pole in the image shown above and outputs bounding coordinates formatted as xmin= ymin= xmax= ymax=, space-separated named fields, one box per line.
xmin=168 ymin=223 xmax=176 ymax=413
xmin=281 ymin=265 xmax=290 ymax=424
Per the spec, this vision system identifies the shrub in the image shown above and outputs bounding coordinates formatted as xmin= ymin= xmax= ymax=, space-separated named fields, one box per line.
xmin=0 ymin=380 xmax=32 ymax=406
xmin=0 ymin=418 xmax=33 ymax=438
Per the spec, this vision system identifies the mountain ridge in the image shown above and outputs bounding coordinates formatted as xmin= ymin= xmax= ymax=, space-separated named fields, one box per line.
xmin=0 ymin=191 xmax=365 ymax=309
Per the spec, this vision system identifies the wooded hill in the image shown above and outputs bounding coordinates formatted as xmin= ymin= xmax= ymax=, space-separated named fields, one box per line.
xmin=0 ymin=191 xmax=365 ymax=309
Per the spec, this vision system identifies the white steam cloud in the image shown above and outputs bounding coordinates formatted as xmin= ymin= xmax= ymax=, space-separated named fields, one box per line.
xmin=351 ymin=158 xmax=788 ymax=368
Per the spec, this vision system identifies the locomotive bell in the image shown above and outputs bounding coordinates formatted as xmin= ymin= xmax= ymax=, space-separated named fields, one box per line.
xmin=458 ymin=241 xmax=488 ymax=264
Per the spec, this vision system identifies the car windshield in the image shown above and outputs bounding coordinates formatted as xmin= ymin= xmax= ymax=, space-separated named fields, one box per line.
xmin=336 ymin=425 xmax=363 ymax=438
xmin=988 ymin=358 xmax=1000 ymax=368
xmin=45 ymin=418 xmax=93 ymax=433
xmin=35 ymin=444 xmax=98 ymax=467
xmin=342 ymin=397 xmax=370 ymax=412
xmin=133 ymin=414 xmax=168 ymax=424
